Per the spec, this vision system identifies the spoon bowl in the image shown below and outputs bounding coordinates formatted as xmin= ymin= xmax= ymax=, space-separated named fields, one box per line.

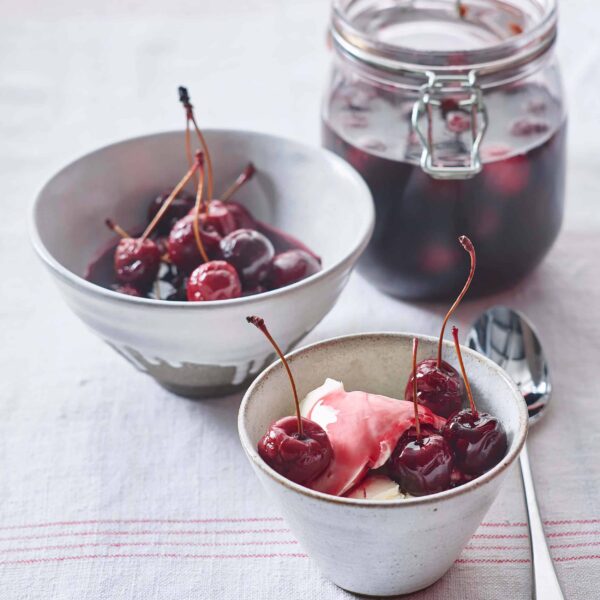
xmin=467 ymin=305 xmax=551 ymax=425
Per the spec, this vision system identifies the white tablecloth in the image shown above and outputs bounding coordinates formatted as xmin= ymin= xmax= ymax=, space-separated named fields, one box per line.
xmin=2 ymin=1 xmax=600 ymax=598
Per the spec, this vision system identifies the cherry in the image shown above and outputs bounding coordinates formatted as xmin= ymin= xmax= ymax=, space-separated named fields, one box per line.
xmin=187 ymin=260 xmax=241 ymax=301
xmin=442 ymin=327 xmax=508 ymax=476
xmin=220 ymin=229 xmax=274 ymax=287
xmin=446 ymin=110 xmax=471 ymax=134
xmin=388 ymin=338 xmax=454 ymax=496
xmin=267 ymin=249 xmax=321 ymax=289
xmin=405 ymin=235 xmax=475 ymax=418
xmin=510 ymin=118 xmax=549 ymax=137
xmin=114 ymin=237 xmax=161 ymax=290
xmin=188 ymin=200 xmax=236 ymax=237
xmin=147 ymin=190 xmax=195 ymax=234
xmin=168 ymin=214 xmax=222 ymax=273
xmin=406 ymin=358 xmax=465 ymax=418
xmin=257 ymin=416 xmax=334 ymax=486
xmin=248 ymin=316 xmax=333 ymax=486
xmin=227 ymin=201 xmax=257 ymax=229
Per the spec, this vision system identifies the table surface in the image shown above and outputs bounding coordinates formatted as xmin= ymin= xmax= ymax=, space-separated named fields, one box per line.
xmin=2 ymin=1 xmax=600 ymax=598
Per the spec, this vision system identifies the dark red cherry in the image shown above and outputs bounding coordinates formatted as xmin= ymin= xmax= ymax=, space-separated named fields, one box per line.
xmin=168 ymin=214 xmax=222 ymax=273
xmin=510 ymin=118 xmax=549 ymax=137
xmin=388 ymin=337 xmax=453 ymax=496
xmin=388 ymin=429 xmax=454 ymax=496
xmin=114 ymin=238 xmax=161 ymax=290
xmin=446 ymin=110 xmax=471 ymax=134
xmin=220 ymin=229 xmax=274 ymax=286
xmin=405 ymin=358 xmax=465 ymax=418
xmin=443 ymin=409 xmax=508 ymax=476
xmin=444 ymin=326 xmax=508 ymax=477
xmin=267 ymin=249 xmax=321 ymax=289
xmin=247 ymin=315 xmax=333 ymax=486
xmin=226 ymin=200 xmax=256 ymax=229
xmin=186 ymin=260 xmax=241 ymax=302
xmin=258 ymin=416 xmax=333 ymax=485
xmin=189 ymin=200 xmax=236 ymax=237
xmin=148 ymin=190 xmax=195 ymax=234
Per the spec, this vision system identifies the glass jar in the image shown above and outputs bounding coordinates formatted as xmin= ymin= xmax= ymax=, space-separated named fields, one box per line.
xmin=322 ymin=0 xmax=566 ymax=300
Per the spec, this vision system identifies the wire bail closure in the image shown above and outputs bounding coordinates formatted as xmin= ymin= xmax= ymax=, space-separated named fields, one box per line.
xmin=411 ymin=70 xmax=488 ymax=180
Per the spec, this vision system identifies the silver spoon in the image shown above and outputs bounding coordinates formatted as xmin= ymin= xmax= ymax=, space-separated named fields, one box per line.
xmin=468 ymin=306 xmax=564 ymax=600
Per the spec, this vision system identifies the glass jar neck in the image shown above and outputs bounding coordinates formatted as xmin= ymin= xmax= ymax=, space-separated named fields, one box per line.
xmin=331 ymin=0 xmax=558 ymax=90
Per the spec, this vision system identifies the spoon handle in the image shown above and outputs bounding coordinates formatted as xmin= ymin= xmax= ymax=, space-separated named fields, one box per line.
xmin=519 ymin=442 xmax=565 ymax=599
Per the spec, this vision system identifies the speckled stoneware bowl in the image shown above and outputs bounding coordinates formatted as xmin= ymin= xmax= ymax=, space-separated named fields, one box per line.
xmin=239 ymin=333 xmax=528 ymax=596
xmin=31 ymin=130 xmax=374 ymax=398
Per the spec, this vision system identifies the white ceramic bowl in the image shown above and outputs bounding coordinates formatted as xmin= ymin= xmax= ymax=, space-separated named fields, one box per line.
xmin=238 ymin=333 xmax=528 ymax=596
xmin=31 ymin=130 xmax=374 ymax=397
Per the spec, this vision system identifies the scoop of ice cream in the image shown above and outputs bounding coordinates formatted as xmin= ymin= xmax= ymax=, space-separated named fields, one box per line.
xmin=344 ymin=473 xmax=409 ymax=501
xmin=300 ymin=380 xmax=446 ymax=496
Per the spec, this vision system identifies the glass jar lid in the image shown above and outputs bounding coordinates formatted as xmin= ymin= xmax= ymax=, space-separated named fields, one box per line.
xmin=330 ymin=0 xmax=559 ymax=180
xmin=331 ymin=0 xmax=557 ymax=81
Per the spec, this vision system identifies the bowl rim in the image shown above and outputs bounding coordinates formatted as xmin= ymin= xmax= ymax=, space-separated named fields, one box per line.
xmin=30 ymin=128 xmax=375 ymax=310
xmin=238 ymin=331 xmax=529 ymax=508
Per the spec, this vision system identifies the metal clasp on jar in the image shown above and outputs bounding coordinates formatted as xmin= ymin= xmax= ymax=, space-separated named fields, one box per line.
xmin=411 ymin=70 xmax=488 ymax=180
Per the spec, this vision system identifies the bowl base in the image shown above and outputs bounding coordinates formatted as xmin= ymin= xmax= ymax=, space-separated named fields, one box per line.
xmin=156 ymin=377 xmax=252 ymax=399
xmin=107 ymin=341 xmax=276 ymax=399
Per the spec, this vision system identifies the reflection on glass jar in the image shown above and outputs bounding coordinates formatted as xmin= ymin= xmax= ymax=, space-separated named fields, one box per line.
xmin=322 ymin=0 xmax=566 ymax=300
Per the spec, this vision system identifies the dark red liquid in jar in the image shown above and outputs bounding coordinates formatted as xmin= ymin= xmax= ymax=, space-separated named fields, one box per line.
xmin=323 ymin=81 xmax=566 ymax=300
xmin=323 ymin=0 xmax=566 ymax=300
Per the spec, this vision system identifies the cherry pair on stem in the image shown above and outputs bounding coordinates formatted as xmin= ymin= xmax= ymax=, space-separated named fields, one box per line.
xmin=109 ymin=152 xmax=204 ymax=293
xmin=389 ymin=329 xmax=507 ymax=496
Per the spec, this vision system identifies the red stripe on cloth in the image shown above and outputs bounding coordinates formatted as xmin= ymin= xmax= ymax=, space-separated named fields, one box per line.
xmin=472 ymin=530 xmax=600 ymax=540
xmin=479 ymin=522 xmax=527 ymax=528
xmin=456 ymin=558 xmax=531 ymax=564
xmin=546 ymin=519 xmax=600 ymax=526
xmin=472 ymin=533 xmax=529 ymax=540
xmin=466 ymin=545 xmax=529 ymax=551
xmin=0 ymin=528 xmax=290 ymax=543
xmin=0 ymin=518 xmax=285 ymax=531
xmin=0 ymin=552 xmax=310 ymax=566
xmin=0 ymin=540 xmax=300 ymax=554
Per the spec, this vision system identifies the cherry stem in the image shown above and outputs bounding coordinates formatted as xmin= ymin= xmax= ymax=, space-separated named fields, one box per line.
xmin=192 ymin=155 xmax=210 ymax=264
xmin=412 ymin=337 xmax=421 ymax=442
xmin=246 ymin=316 xmax=303 ymax=438
xmin=221 ymin=163 xmax=256 ymax=202
xmin=452 ymin=326 xmax=477 ymax=416
xmin=184 ymin=115 xmax=199 ymax=189
xmin=140 ymin=151 xmax=202 ymax=242
xmin=178 ymin=86 xmax=214 ymax=202
xmin=105 ymin=219 xmax=130 ymax=239
xmin=437 ymin=235 xmax=476 ymax=367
